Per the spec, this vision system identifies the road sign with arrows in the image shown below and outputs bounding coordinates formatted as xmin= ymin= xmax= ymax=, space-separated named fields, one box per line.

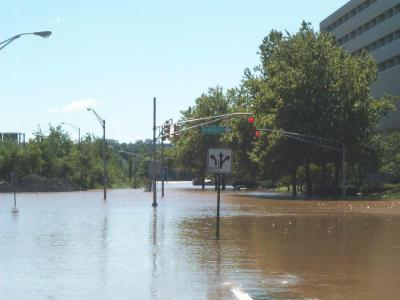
xmin=207 ymin=148 xmax=232 ymax=174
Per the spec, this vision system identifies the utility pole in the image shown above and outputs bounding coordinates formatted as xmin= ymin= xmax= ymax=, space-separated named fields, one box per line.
xmin=152 ymin=97 xmax=157 ymax=208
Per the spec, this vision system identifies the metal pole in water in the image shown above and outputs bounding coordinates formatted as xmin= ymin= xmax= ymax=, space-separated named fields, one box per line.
xmin=342 ymin=142 xmax=346 ymax=198
xmin=103 ymin=119 xmax=107 ymax=200
xmin=134 ymin=152 xmax=137 ymax=189
xmin=12 ymin=171 xmax=16 ymax=207
xmin=152 ymin=97 xmax=158 ymax=208
xmin=216 ymin=168 xmax=221 ymax=239
xmin=161 ymin=136 xmax=164 ymax=197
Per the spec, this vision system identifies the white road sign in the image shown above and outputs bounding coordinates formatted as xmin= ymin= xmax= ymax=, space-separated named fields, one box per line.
xmin=207 ymin=148 xmax=232 ymax=174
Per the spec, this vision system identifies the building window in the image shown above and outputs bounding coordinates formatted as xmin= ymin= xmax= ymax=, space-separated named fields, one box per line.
xmin=377 ymin=13 xmax=385 ymax=24
xmin=370 ymin=41 xmax=377 ymax=51
xmin=323 ymin=0 xmax=378 ymax=32
xmin=387 ymin=8 xmax=394 ymax=18
xmin=352 ymin=28 xmax=400 ymax=55
xmin=336 ymin=3 xmax=400 ymax=46
xmin=387 ymin=58 xmax=394 ymax=68
xmin=387 ymin=33 xmax=393 ymax=43
xmin=377 ymin=54 xmax=400 ymax=72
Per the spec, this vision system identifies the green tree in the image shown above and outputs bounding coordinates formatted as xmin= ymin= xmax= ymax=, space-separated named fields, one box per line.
xmin=222 ymin=87 xmax=258 ymax=185
xmin=173 ymin=87 xmax=228 ymax=187
xmin=246 ymin=22 xmax=395 ymax=196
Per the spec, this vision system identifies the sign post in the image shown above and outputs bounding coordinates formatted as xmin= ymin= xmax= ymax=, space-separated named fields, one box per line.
xmin=207 ymin=148 xmax=232 ymax=239
xmin=216 ymin=164 xmax=221 ymax=239
xmin=10 ymin=171 xmax=17 ymax=213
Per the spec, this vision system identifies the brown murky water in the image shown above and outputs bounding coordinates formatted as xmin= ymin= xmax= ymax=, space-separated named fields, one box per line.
xmin=1 ymin=182 xmax=400 ymax=299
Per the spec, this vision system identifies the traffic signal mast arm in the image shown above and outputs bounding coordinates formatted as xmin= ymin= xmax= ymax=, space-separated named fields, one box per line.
xmin=258 ymin=128 xmax=343 ymax=153
xmin=175 ymin=112 xmax=253 ymax=125
xmin=258 ymin=127 xmax=347 ymax=198
xmin=158 ymin=112 xmax=253 ymax=140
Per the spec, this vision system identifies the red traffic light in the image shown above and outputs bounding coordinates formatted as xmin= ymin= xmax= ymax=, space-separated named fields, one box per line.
xmin=248 ymin=116 xmax=255 ymax=124
xmin=255 ymin=130 xmax=261 ymax=138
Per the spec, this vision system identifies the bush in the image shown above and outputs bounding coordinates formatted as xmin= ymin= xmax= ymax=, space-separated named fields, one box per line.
xmin=346 ymin=185 xmax=360 ymax=196
xmin=360 ymin=183 xmax=384 ymax=194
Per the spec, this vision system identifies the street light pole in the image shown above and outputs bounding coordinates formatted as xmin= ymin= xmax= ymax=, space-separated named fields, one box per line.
xmin=87 ymin=108 xmax=107 ymax=200
xmin=152 ymin=97 xmax=157 ymax=208
xmin=0 ymin=31 xmax=52 ymax=50
xmin=61 ymin=122 xmax=81 ymax=146
xmin=102 ymin=119 xmax=106 ymax=200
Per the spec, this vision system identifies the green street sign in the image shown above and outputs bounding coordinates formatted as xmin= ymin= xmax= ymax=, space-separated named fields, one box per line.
xmin=201 ymin=126 xmax=230 ymax=135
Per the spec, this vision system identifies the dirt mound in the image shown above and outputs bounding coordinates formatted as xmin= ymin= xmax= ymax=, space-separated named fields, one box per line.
xmin=4 ymin=174 xmax=83 ymax=193
xmin=47 ymin=178 xmax=82 ymax=192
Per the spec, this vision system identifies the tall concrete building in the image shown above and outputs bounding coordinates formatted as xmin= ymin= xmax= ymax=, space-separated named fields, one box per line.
xmin=320 ymin=0 xmax=400 ymax=129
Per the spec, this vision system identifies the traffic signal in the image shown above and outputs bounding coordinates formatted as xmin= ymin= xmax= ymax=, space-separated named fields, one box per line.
xmin=246 ymin=116 xmax=261 ymax=138
xmin=249 ymin=126 xmax=260 ymax=138
xmin=170 ymin=124 xmax=180 ymax=140
xmin=162 ymin=121 xmax=171 ymax=141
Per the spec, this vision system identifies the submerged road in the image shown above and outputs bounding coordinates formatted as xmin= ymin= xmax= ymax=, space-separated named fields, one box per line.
xmin=1 ymin=182 xmax=400 ymax=299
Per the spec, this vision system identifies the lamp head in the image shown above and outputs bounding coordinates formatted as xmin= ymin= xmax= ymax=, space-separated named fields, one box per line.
xmin=33 ymin=31 xmax=52 ymax=38
xmin=87 ymin=108 xmax=93 ymax=112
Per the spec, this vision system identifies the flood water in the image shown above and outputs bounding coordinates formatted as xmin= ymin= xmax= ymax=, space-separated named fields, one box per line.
xmin=1 ymin=182 xmax=400 ymax=300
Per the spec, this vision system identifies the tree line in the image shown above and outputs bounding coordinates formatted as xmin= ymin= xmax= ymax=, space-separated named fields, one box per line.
xmin=0 ymin=125 xmax=186 ymax=189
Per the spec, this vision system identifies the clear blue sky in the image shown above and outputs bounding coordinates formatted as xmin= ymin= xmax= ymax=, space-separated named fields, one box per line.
xmin=0 ymin=0 xmax=349 ymax=143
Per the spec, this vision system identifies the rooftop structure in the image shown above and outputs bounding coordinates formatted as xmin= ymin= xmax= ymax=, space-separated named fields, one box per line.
xmin=0 ymin=132 xmax=26 ymax=144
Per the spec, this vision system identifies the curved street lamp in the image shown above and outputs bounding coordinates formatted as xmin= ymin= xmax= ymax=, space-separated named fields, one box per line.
xmin=87 ymin=108 xmax=107 ymax=200
xmin=61 ymin=122 xmax=81 ymax=146
xmin=0 ymin=31 xmax=52 ymax=50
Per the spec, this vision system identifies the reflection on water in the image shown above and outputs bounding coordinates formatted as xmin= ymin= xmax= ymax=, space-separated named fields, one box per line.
xmin=1 ymin=184 xmax=400 ymax=299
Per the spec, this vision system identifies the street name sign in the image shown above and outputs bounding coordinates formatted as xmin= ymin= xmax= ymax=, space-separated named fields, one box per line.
xmin=207 ymin=148 xmax=232 ymax=174
xmin=202 ymin=126 xmax=230 ymax=135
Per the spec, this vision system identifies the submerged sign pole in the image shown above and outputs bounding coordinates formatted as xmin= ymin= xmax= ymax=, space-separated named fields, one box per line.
xmin=216 ymin=164 xmax=221 ymax=239
xmin=207 ymin=148 xmax=232 ymax=239
xmin=11 ymin=171 xmax=16 ymax=208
